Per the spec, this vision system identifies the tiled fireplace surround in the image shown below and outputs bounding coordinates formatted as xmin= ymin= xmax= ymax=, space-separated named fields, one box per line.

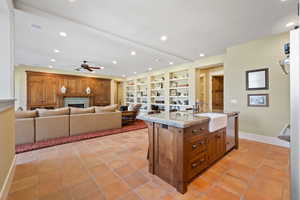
xmin=64 ymin=97 xmax=90 ymax=108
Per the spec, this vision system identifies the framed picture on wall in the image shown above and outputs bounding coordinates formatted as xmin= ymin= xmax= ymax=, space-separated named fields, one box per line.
xmin=247 ymin=94 xmax=269 ymax=107
xmin=246 ymin=68 xmax=269 ymax=90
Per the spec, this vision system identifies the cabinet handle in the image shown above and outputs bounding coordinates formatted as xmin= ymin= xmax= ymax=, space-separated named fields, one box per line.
xmin=193 ymin=141 xmax=205 ymax=149
xmin=192 ymin=128 xmax=204 ymax=134
xmin=192 ymin=159 xmax=205 ymax=168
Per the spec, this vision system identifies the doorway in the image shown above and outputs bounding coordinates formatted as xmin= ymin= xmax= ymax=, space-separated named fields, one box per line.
xmin=211 ymin=75 xmax=224 ymax=112
xmin=196 ymin=65 xmax=224 ymax=112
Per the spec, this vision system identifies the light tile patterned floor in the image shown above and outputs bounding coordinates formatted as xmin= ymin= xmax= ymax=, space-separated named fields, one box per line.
xmin=8 ymin=129 xmax=290 ymax=200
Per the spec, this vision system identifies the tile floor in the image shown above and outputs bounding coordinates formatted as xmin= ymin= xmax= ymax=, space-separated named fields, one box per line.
xmin=8 ymin=129 xmax=290 ymax=200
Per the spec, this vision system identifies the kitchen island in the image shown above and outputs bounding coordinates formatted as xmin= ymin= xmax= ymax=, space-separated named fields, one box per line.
xmin=138 ymin=111 xmax=239 ymax=194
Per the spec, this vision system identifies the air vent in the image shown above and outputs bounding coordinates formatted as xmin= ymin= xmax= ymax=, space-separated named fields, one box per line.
xmin=31 ymin=24 xmax=42 ymax=30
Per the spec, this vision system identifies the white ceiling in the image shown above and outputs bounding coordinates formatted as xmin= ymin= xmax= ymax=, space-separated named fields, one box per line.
xmin=14 ymin=0 xmax=298 ymax=77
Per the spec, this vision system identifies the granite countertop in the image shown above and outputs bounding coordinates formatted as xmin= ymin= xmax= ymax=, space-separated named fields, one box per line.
xmin=137 ymin=111 xmax=210 ymax=128
xmin=137 ymin=111 xmax=239 ymax=128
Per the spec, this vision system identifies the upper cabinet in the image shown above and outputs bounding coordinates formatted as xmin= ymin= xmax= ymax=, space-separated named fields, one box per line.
xmin=94 ymin=79 xmax=111 ymax=106
xmin=26 ymin=71 xmax=112 ymax=109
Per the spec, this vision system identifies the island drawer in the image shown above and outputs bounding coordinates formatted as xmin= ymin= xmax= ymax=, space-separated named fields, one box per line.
xmin=188 ymin=136 xmax=208 ymax=158
xmin=188 ymin=152 xmax=209 ymax=180
xmin=184 ymin=123 xmax=209 ymax=142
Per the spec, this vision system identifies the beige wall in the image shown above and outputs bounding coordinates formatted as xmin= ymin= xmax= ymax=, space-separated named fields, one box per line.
xmin=116 ymin=81 xmax=124 ymax=106
xmin=15 ymin=66 xmax=124 ymax=109
xmin=224 ymin=32 xmax=290 ymax=137
xmin=0 ymin=107 xmax=15 ymax=189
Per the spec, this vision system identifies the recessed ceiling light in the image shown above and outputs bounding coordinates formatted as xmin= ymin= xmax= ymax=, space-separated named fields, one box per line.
xmin=148 ymin=67 xmax=153 ymax=71
xmin=100 ymin=66 xmax=105 ymax=70
xmin=54 ymin=49 xmax=60 ymax=53
xmin=160 ymin=35 xmax=168 ymax=41
xmin=68 ymin=0 xmax=76 ymax=2
xmin=280 ymin=0 xmax=287 ymax=2
xmin=50 ymin=59 xmax=56 ymax=62
xmin=112 ymin=60 xmax=117 ymax=64
xmin=200 ymin=53 xmax=205 ymax=57
xmin=59 ymin=32 xmax=67 ymax=37
xmin=169 ymin=62 xmax=174 ymax=65
xmin=286 ymin=22 xmax=295 ymax=27
xmin=49 ymin=65 xmax=53 ymax=68
xmin=131 ymin=51 xmax=136 ymax=56
xmin=122 ymin=74 xmax=126 ymax=77
xmin=134 ymin=72 xmax=137 ymax=74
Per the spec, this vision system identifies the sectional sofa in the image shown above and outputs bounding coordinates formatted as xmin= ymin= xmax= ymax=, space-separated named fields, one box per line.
xmin=15 ymin=105 xmax=121 ymax=145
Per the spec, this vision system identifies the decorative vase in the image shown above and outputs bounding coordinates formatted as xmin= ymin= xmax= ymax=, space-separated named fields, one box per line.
xmin=61 ymin=86 xmax=67 ymax=94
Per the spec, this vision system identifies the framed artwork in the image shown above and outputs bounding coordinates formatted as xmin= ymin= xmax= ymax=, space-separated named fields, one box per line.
xmin=247 ymin=94 xmax=269 ymax=107
xmin=246 ymin=68 xmax=269 ymax=90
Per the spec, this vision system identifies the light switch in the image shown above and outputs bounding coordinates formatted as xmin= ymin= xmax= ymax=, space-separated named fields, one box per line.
xmin=230 ymin=99 xmax=237 ymax=104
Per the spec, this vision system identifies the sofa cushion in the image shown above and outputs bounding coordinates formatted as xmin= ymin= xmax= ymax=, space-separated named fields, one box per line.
xmin=35 ymin=115 xmax=70 ymax=142
xmin=38 ymin=107 xmax=70 ymax=117
xmin=70 ymin=112 xmax=122 ymax=136
xmin=70 ymin=107 xmax=95 ymax=115
xmin=95 ymin=104 xmax=118 ymax=113
xmin=15 ymin=110 xmax=37 ymax=119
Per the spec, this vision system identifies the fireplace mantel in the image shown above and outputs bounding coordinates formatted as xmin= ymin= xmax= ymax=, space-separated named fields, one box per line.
xmin=57 ymin=94 xmax=95 ymax=97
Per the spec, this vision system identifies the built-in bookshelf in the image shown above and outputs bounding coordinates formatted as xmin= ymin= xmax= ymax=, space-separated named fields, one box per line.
xmin=150 ymin=73 xmax=166 ymax=111
xmin=136 ymin=77 xmax=148 ymax=111
xmin=125 ymin=80 xmax=135 ymax=106
xmin=169 ymin=70 xmax=190 ymax=111
xmin=124 ymin=69 xmax=194 ymax=113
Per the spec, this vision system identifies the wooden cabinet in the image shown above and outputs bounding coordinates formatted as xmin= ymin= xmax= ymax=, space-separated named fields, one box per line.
xmin=26 ymin=71 xmax=112 ymax=110
xmin=28 ymin=75 xmax=44 ymax=106
xmin=94 ymin=79 xmax=111 ymax=106
xmin=43 ymin=77 xmax=57 ymax=106
xmin=146 ymin=116 xmax=239 ymax=194
xmin=27 ymin=75 xmax=57 ymax=108
xmin=208 ymin=129 xmax=226 ymax=164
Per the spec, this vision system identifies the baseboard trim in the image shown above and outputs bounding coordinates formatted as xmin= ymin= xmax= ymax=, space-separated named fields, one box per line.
xmin=0 ymin=156 xmax=16 ymax=200
xmin=239 ymin=131 xmax=290 ymax=148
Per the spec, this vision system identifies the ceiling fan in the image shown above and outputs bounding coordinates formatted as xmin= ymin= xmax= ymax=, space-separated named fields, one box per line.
xmin=74 ymin=60 xmax=104 ymax=72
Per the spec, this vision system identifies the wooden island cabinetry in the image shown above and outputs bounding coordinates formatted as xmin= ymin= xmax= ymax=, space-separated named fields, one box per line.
xmin=26 ymin=71 xmax=111 ymax=110
xmin=140 ymin=112 xmax=239 ymax=194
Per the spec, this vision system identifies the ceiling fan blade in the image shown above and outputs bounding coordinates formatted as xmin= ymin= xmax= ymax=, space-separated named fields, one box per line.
xmin=89 ymin=67 xmax=101 ymax=69
xmin=86 ymin=67 xmax=93 ymax=72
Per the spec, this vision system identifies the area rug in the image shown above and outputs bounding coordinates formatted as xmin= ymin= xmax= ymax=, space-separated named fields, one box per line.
xmin=16 ymin=120 xmax=147 ymax=154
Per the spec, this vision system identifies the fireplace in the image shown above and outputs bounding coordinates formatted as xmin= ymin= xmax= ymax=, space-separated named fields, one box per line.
xmin=68 ymin=104 xmax=85 ymax=108
xmin=64 ymin=97 xmax=90 ymax=108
